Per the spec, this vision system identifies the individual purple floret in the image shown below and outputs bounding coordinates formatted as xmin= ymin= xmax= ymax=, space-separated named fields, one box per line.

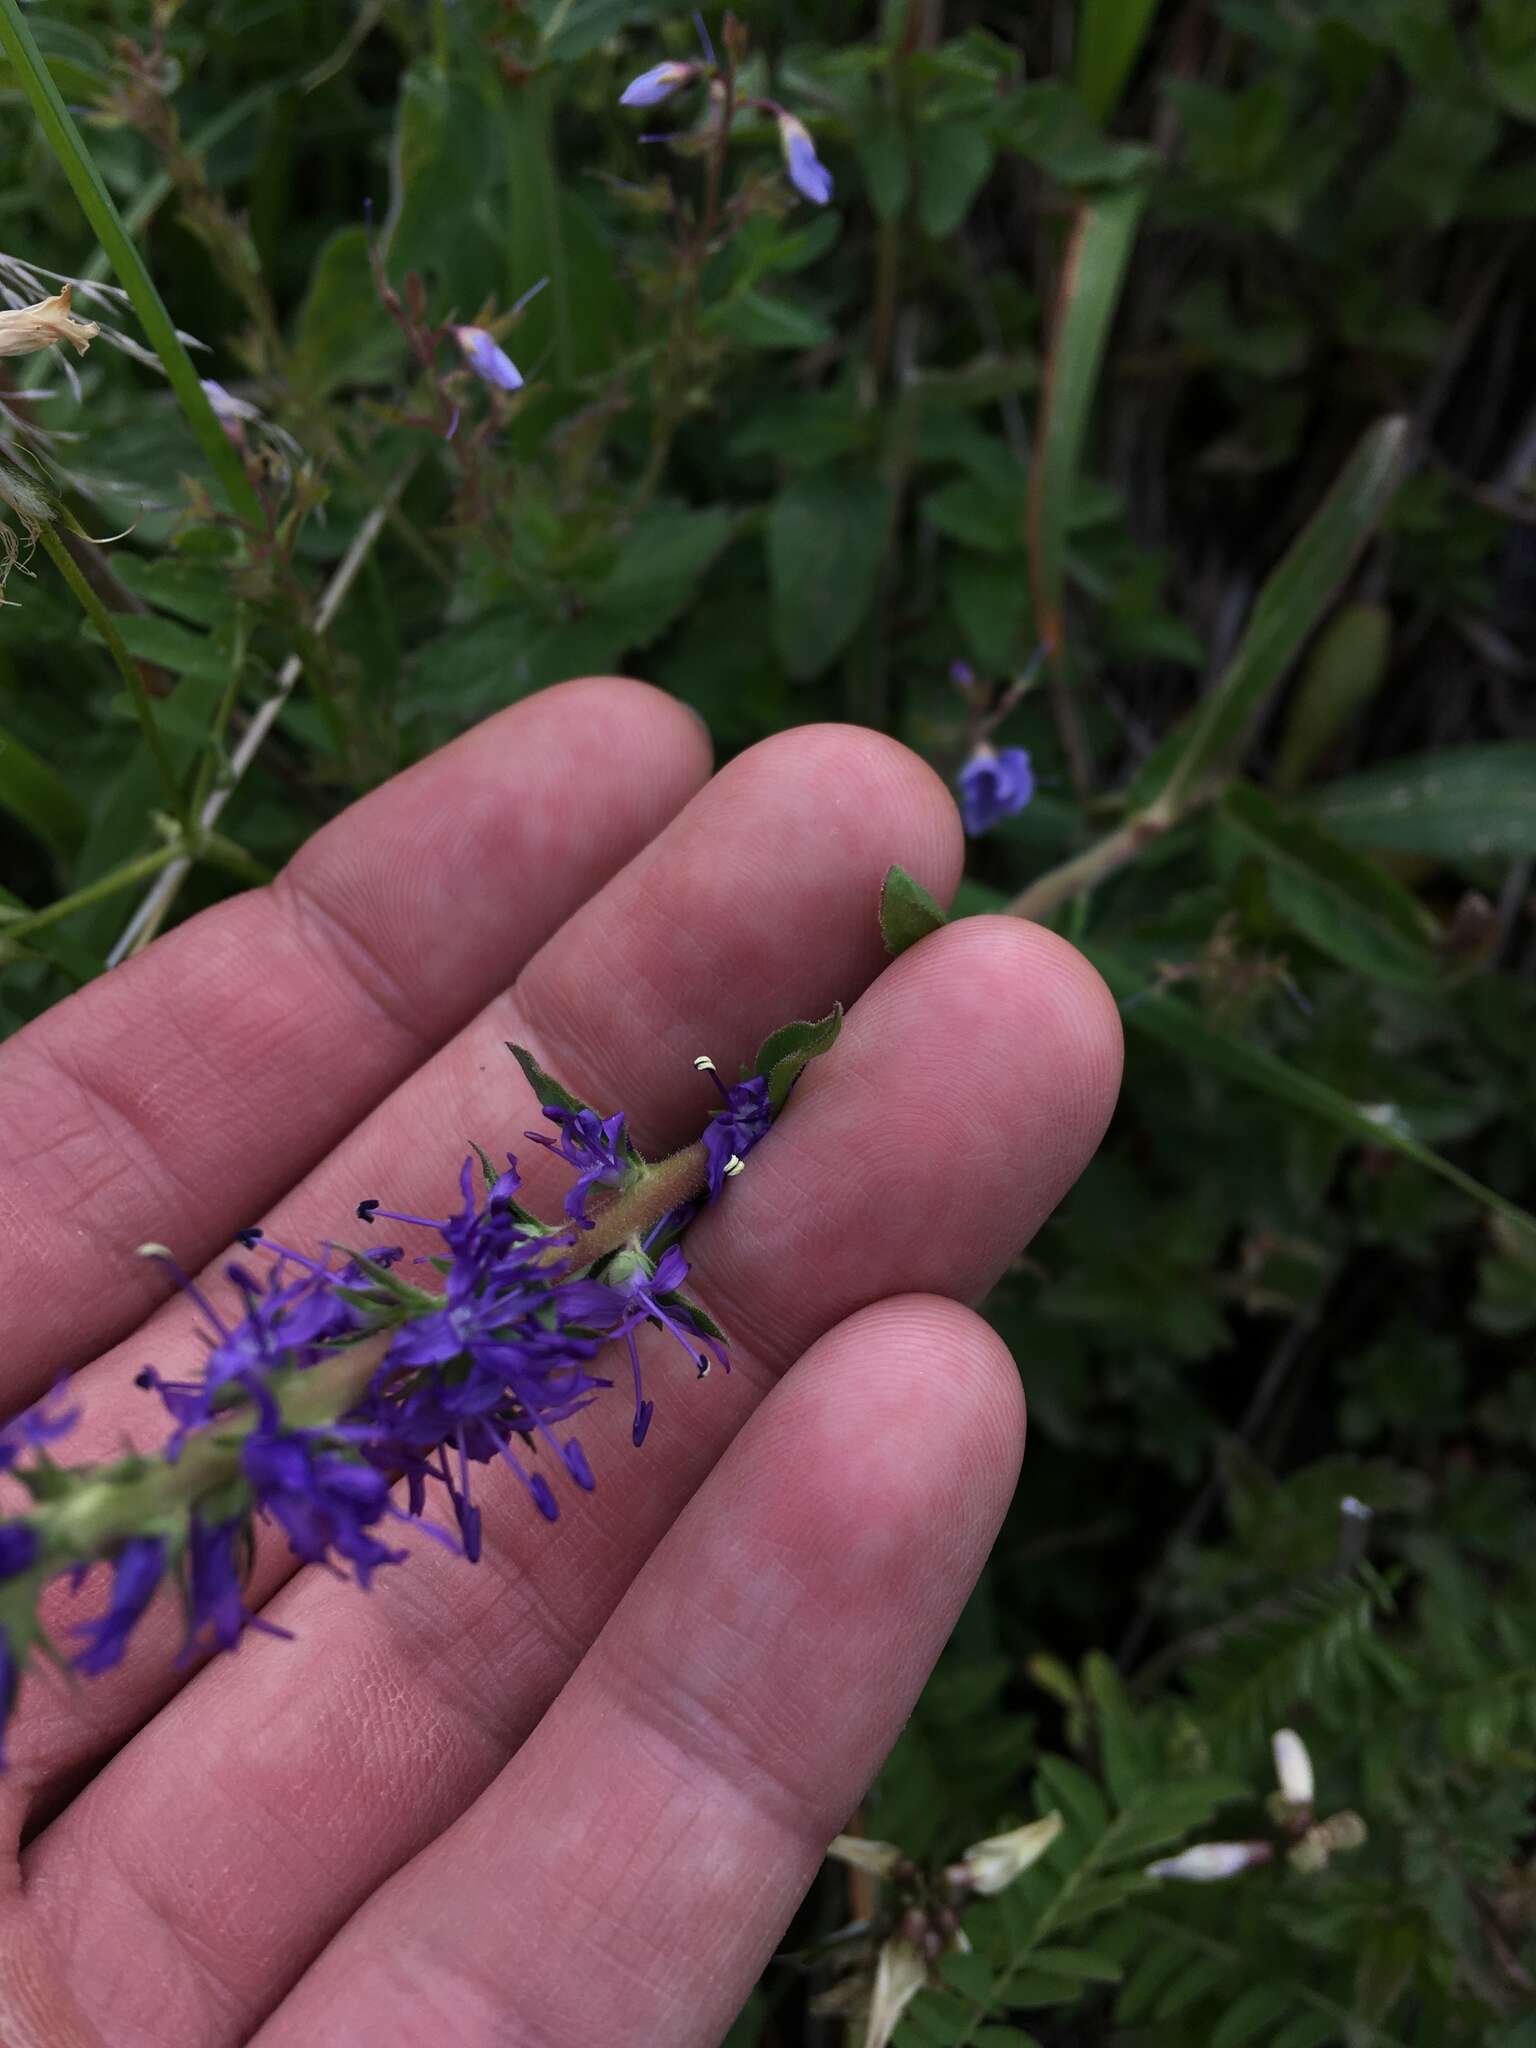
xmin=242 ymin=1428 xmax=404 ymax=1590
xmin=697 ymin=1064 xmax=774 ymax=1199
xmin=619 ymin=59 xmax=698 ymax=106
xmin=524 ymin=1106 xmax=631 ymax=1229
xmin=608 ymin=1244 xmax=730 ymax=1446
xmin=777 ymin=111 xmax=834 ymax=205
xmin=452 ymin=324 xmax=524 ymax=392
xmin=72 ymin=1537 xmax=167 ymax=1676
xmin=0 ymin=1523 xmax=39 ymax=1579
xmin=0 ymin=1385 xmax=78 ymax=1471
xmin=184 ymin=1513 xmax=287 ymax=1657
xmin=956 ymin=743 xmax=1035 ymax=836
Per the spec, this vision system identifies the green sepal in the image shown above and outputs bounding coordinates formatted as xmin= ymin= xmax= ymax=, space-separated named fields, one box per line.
xmin=660 ymin=1289 xmax=731 ymax=1350
xmin=879 ymin=863 xmax=948 ymax=957
xmin=329 ymin=1246 xmax=440 ymax=1309
xmin=507 ymin=1042 xmax=646 ymax=1169
xmin=752 ymin=1005 xmax=843 ymax=1113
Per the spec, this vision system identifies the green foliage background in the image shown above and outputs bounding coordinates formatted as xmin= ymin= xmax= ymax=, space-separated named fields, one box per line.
xmin=3 ymin=1 xmax=1536 ymax=2040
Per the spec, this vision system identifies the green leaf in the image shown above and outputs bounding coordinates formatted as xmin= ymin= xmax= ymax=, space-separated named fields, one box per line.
xmin=1031 ymin=188 xmax=1144 ymax=663
xmin=87 ymin=615 xmax=232 ymax=686
xmin=0 ymin=718 xmax=85 ymax=862
xmin=708 ymin=289 xmax=835 ymax=352
xmin=939 ymin=1948 xmax=996 ymax=2001
xmin=1090 ymin=947 xmax=1536 ymax=1235
xmin=1212 ymin=1983 xmax=1302 ymax=2048
xmin=753 ymin=1006 xmax=843 ymax=1113
xmin=1272 ymin=602 xmax=1392 ymax=794
xmin=917 ymin=120 xmax=994 ymax=237
xmin=1307 ymin=745 xmax=1536 ymax=861
xmin=1074 ymin=0 xmax=1165 ymax=122
xmin=1034 ymin=1755 xmax=1109 ymax=1837
xmin=1026 ymin=1945 xmax=1123 ymax=1984
xmin=881 ymin=864 xmax=948 ymax=957
xmin=1138 ymin=418 xmax=1409 ymax=816
xmin=767 ymin=469 xmax=892 ymax=679
xmin=589 ymin=504 xmax=734 ymax=650
xmin=1219 ymin=783 xmax=1439 ymax=989
xmin=290 ymin=227 xmax=404 ymax=396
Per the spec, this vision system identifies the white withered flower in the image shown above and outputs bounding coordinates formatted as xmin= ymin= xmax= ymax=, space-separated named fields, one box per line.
xmin=1271 ymin=1727 xmax=1315 ymax=1808
xmin=826 ymin=1834 xmax=908 ymax=1881
xmin=947 ymin=1811 xmax=1064 ymax=1896
xmin=860 ymin=1937 xmax=928 ymax=2048
xmin=0 ymin=286 xmax=100 ymax=359
xmin=1145 ymin=1840 xmax=1273 ymax=1882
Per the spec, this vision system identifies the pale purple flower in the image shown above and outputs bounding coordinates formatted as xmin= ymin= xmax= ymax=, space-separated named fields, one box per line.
xmin=777 ymin=111 xmax=833 ymax=206
xmin=956 ymin=743 xmax=1034 ymax=836
xmin=619 ymin=60 xmax=697 ymax=107
xmin=452 ymin=325 xmax=523 ymax=392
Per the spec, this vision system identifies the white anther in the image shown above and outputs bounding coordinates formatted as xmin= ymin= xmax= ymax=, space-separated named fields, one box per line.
xmin=722 ymin=1155 xmax=745 ymax=1177
xmin=693 ymin=1054 xmax=716 ymax=1072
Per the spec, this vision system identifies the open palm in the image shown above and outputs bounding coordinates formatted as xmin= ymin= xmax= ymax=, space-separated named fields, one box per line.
xmin=0 ymin=681 xmax=1120 ymax=2047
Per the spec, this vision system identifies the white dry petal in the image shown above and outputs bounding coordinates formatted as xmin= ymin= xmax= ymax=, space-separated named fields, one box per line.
xmin=953 ymin=1811 xmax=1065 ymax=1896
xmin=1271 ymin=1727 xmax=1315 ymax=1807
xmin=825 ymin=1834 xmax=907 ymax=1881
xmin=1144 ymin=1840 xmax=1272 ymax=1882
xmin=0 ymin=287 xmax=100 ymax=360
xmin=861 ymin=1937 xmax=928 ymax=2048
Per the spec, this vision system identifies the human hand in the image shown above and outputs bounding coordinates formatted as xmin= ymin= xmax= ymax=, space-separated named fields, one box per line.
xmin=0 ymin=681 xmax=1120 ymax=2047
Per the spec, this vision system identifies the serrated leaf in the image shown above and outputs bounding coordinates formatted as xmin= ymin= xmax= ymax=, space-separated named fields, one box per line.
xmin=753 ymin=1006 xmax=843 ymax=1112
xmin=881 ymin=864 xmax=948 ymax=957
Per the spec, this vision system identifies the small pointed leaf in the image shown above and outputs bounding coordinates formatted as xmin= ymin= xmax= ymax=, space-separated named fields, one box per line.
xmin=880 ymin=864 xmax=948 ymax=957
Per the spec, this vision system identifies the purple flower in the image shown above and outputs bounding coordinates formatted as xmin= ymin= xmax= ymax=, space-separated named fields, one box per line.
xmin=72 ymin=1537 xmax=167 ymax=1676
xmin=525 ymin=1107 xmax=630 ymax=1229
xmin=699 ymin=1069 xmax=773 ymax=1199
xmin=956 ymin=744 xmax=1034 ymax=836
xmin=243 ymin=1429 xmax=404 ymax=1589
xmin=183 ymin=1514 xmax=287 ymax=1658
xmin=452 ymin=325 xmax=524 ymax=392
xmin=611 ymin=1244 xmax=730 ymax=1446
xmin=619 ymin=59 xmax=697 ymax=107
xmin=949 ymin=659 xmax=977 ymax=690
xmin=777 ymin=111 xmax=833 ymax=206
xmin=0 ymin=1523 xmax=39 ymax=1579
xmin=0 ymin=1385 xmax=78 ymax=1471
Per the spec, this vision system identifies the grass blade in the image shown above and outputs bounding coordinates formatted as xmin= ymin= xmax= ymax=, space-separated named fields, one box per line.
xmin=1075 ymin=0 xmax=1165 ymax=123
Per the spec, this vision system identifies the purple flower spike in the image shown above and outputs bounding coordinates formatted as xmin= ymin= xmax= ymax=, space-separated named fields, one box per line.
xmin=72 ymin=1537 xmax=167 ymax=1676
xmin=452 ymin=325 xmax=524 ymax=392
xmin=957 ymin=744 xmax=1034 ymax=836
xmin=777 ymin=111 xmax=834 ymax=206
xmin=243 ymin=1431 xmax=404 ymax=1590
xmin=619 ymin=59 xmax=697 ymax=107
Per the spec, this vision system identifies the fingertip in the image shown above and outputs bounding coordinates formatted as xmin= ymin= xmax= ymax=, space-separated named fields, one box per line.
xmin=540 ymin=675 xmax=716 ymax=786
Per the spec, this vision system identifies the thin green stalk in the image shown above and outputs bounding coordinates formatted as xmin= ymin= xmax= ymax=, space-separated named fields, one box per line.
xmin=36 ymin=526 xmax=187 ymax=829
xmin=0 ymin=0 xmax=260 ymax=522
xmin=0 ymin=843 xmax=184 ymax=947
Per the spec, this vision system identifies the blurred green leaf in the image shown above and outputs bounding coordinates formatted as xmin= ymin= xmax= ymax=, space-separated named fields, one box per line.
xmin=917 ymin=120 xmax=994 ymax=237
xmin=1074 ymin=0 xmax=1164 ymax=122
xmin=1308 ymin=746 xmax=1536 ymax=861
xmin=1273 ymin=603 xmax=1392 ymax=794
xmin=1137 ymin=417 xmax=1409 ymax=817
xmin=767 ymin=468 xmax=892 ymax=678
xmin=0 ymin=719 xmax=85 ymax=861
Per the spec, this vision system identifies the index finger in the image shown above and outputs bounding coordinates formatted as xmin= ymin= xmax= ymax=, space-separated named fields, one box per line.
xmin=0 ymin=680 xmax=711 ymax=1400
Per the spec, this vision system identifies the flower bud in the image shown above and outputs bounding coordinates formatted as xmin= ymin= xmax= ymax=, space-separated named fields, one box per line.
xmin=1145 ymin=1840 xmax=1273 ymax=1882
xmin=862 ymin=1936 xmax=928 ymax=2048
xmin=1271 ymin=1727 xmax=1315 ymax=1808
xmin=776 ymin=110 xmax=834 ymax=206
xmin=618 ymin=59 xmax=698 ymax=107
xmin=826 ymin=1833 xmax=906 ymax=1881
xmin=947 ymin=1811 xmax=1063 ymax=1896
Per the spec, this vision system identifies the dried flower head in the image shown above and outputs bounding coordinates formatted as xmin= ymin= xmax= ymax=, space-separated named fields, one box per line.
xmin=0 ymin=285 xmax=100 ymax=359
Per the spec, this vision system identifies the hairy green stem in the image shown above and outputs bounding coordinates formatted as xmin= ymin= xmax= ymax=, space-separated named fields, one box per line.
xmin=0 ymin=0 xmax=260 ymax=522
xmin=1008 ymin=808 xmax=1171 ymax=922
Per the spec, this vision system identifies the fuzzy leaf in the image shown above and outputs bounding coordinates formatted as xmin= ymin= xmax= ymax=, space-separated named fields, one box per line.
xmin=507 ymin=1042 xmax=589 ymax=1117
xmin=752 ymin=1006 xmax=843 ymax=1112
xmin=881 ymin=864 xmax=948 ymax=957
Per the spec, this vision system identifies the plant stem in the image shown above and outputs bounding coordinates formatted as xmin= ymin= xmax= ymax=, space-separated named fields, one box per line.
xmin=0 ymin=844 xmax=185 ymax=948
xmin=36 ymin=526 xmax=188 ymax=829
xmin=1007 ymin=808 xmax=1170 ymax=922
xmin=0 ymin=0 xmax=261 ymax=523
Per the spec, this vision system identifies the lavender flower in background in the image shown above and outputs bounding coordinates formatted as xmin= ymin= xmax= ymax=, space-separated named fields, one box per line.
xmin=956 ymin=743 xmax=1035 ymax=837
xmin=452 ymin=324 xmax=523 ymax=392
xmin=619 ymin=59 xmax=698 ymax=106
xmin=775 ymin=110 xmax=834 ymax=205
